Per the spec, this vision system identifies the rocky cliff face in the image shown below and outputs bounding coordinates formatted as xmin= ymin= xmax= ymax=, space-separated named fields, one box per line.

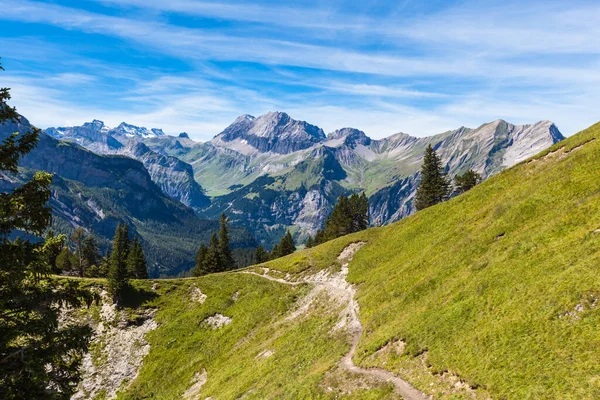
xmin=117 ymin=141 xmax=210 ymax=209
xmin=45 ymin=121 xmax=209 ymax=212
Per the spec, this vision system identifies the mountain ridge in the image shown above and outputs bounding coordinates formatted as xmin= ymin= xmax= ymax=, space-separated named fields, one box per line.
xmin=44 ymin=112 xmax=564 ymax=247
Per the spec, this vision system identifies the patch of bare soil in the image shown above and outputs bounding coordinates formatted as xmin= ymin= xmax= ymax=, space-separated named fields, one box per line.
xmin=242 ymin=242 xmax=429 ymax=400
xmin=182 ymin=369 xmax=208 ymax=400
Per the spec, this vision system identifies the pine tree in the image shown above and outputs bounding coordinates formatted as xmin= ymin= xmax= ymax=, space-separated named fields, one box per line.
xmin=94 ymin=249 xmax=111 ymax=278
xmin=126 ymin=236 xmax=148 ymax=279
xmin=277 ymin=230 xmax=296 ymax=257
xmin=414 ymin=144 xmax=451 ymax=211
xmin=193 ymin=244 xmax=209 ymax=276
xmin=305 ymin=235 xmax=315 ymax=248
xmin=204 ymin=232 xmax=222 ymax=273
xmin=121 ymin=223 xmax=131 ymax=258
xmin=71 ymin=227 xmax=85 ymax=277
xmin=270 ymin=243 xmax=280 ymax=260
xmin=108 ymin=223 xmax=129 ymax=302
xmin=55 ymin=246 xmax=75 ymax=273
xmin=218 ymin=213 xmax=234 ymax=271
xmin=254 ymin=244 xmax=269 ymax=264
xmin=81 ymin=235 xmax=100 ymax=275
xmin=454 ymin=169 xmax=482 ymax=194
xmin=0 ymin=59 xmax=93 ymax=399
xmin=44 ymin=230 xmax=67 ymax=274
xmin=313 ymin=193 xmax=369 ymax=246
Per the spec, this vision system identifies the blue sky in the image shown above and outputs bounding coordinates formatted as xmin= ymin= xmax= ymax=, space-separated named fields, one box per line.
xmin=1 ymin=0 xmax=599 ymax=140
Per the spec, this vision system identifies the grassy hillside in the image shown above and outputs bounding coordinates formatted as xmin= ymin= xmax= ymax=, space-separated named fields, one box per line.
xmin=252 ymin=121 xmax=600 ymax=398
xmin=73 ymin=122 xmax=600 ymax=399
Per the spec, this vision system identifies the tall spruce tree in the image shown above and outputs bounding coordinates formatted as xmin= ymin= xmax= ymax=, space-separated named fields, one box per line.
xmin=71 ymin=227 xmax=85 ymax=277
xmin=108 ymin=223 xmax=129 ymax=302
xmin=0 ymin=59 xmax=93 ymax=399
xmin=126 ymin=236 xmax=148 ymax=279
xmin=305 ymin=235 xmax=315 ymax=248
xmin=204 ymin=232 xmax=222 ymax=273
xmin=254 ymin=244 xmax=269 ymax=264
xmin=277 ymin=231 xmax=296 ymax=257
xmin=81 ymin=235 xmax=101 ymax=275
xmin=193 ymin=244 xmax=209 ymax=276
xmin=218 ymin=213 xmax=234 ymax=271
xmin=414 ymin=144 xmax=451 ymax=211
xmin=313 ymin=193 xmax=369 ymax=246
xmin=454 ymin=169 xmax=482 ymax=194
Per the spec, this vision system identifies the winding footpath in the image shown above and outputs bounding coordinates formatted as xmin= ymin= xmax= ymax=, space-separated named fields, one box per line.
xmin=243 ymin=243 xmax=428 ymax=400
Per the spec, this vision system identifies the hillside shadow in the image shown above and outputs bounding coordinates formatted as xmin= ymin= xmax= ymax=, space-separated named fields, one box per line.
xmin=120 ymin=284 xmax=158 ymax=309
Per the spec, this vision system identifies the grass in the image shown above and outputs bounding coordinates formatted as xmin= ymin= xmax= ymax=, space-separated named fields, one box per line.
xmin=271 ymin=121 xmax=600 ymax=399
xmin=70 ymin=273 xmax=398 ymax=399
xmin=259 ymin=122 xmax=600 ymax=398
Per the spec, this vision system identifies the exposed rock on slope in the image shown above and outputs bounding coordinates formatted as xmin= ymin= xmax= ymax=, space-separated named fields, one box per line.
xmin=72 ymin=291 xmax=158 ymax=400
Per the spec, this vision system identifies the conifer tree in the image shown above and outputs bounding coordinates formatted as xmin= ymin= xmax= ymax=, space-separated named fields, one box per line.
xmin=270 ymin=243 xmax=280 ymax=260
xmin=313 ymin=193 xmax=369 ymax=246
xmin=277 ymin=230 xmax=296 ymax=257
xmin=55 ymin=246 xmax=75 ymax=273
xmin=193 ymin=244 xmax=209 ymax=276
xmin=204 ymin=232 xmax=222 ymax=273
xmin=127 ymin=236 xmax=148 ymax=279
xmin=414 ymin=144 xmax=451 ymax=211
xmin=44 ymin=230 xmax=67 ymax=274
xmin=81 ymin=235 xmax=100 ymax=275
xmin=71 ymin=227 xmax=85 ymax=277
xmin=454 ymin=169 xmax=482 ymax=194
xmin=218 ymin=213 xmax=234 ymax=271
xmin=0 ymin=59 xmax=93 ymax=398
xmin=95 ymin=249 xmax=111 ymax=278
xmin=108 ymin=223 xmax=129 ymax=302
xmin=305 ymin=235 xmax=315 ymax=248
xmin=254 ymin=244 xmax=269 ymax=264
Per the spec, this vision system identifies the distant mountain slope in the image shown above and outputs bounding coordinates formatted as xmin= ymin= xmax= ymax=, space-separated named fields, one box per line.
xmin=45 ymin=120 xmax=209 ymax=210
xmin=194 ymin=114 xmax=564 ymax=245
xmin=1 ymin=116 xmax=255 ymax=276
xmin=117 ymin=141 xmax=210 ymax=209
xmin=47 ymin=112 xmax=564 ymax=247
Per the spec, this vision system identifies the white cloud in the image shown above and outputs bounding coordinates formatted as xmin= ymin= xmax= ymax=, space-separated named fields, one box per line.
xmin=0 ymin=0 xmax=598 ymax=138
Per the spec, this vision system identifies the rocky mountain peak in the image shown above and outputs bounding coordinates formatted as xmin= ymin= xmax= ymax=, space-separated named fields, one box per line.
xmin=112 ymin=122 xmax=165 ymax=138
xmin=215 ymin=111 xmax=326 ymax=154
xmin=327 ymin=128 xmax=371 ymax=147
xmin=84 ymin=120 xmax=107 ymax=130
xmin=178 ymin=132 xmax=190 ymax=139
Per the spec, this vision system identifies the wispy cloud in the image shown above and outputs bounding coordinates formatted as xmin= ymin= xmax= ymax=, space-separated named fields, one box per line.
xmin=0 ymin=0 xmax=599 ymax=138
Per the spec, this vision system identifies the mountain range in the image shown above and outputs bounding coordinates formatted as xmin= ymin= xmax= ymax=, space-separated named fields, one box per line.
xmin=45 ymin=111 xmax=564 ymax=246
xmin=0 ymin=116 xmax=255 ymax=276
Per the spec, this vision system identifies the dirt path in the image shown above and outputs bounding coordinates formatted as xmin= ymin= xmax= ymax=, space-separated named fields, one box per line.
xmin=242 ymin=243 xmax=429 ymax=400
